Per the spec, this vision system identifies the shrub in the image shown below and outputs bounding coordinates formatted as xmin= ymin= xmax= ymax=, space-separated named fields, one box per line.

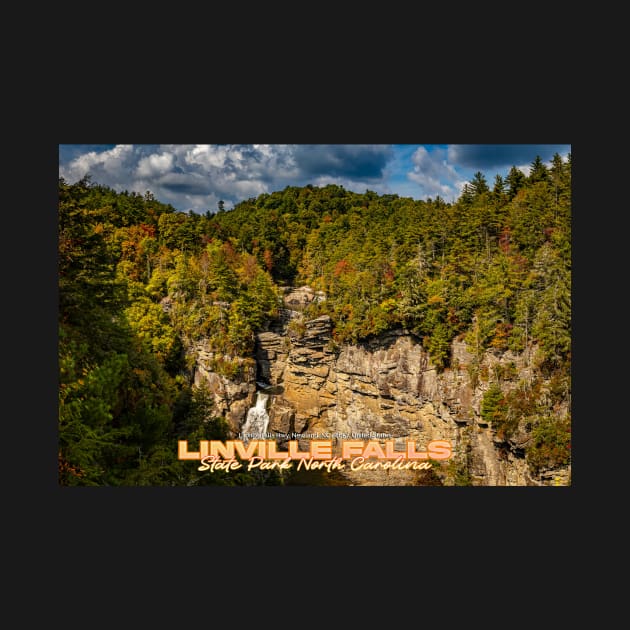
xmin=526 ymin=415 xmax=571 ymax=473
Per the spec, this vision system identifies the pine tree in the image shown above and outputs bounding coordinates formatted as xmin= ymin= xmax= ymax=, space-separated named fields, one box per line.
xmin=470 ymin=171 xmax=489 ymax=197
xmin=460 ymin=183 xmax=474 ymax=205
xmin=530 ymin=243 xmax=571 ymax=366
xmin=493 ymin=174 xmax=506 ymax=199
xmin=505 ymin=166 xmax=526 ymax=200
xmin=550 ymin=152 xmax=571 ymax=208
xmin=528 ymin=155 xmax=549 ymax=184
xmin=481 ymin=383 xmax=504 ymax=425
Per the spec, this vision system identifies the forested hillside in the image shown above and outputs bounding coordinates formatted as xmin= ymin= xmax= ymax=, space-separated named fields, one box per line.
xmin=58 ymin=153 xmax=571 ymax=485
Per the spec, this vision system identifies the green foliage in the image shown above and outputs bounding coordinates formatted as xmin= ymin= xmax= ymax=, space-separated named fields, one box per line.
xmin=526 ymin=415 xmax=571 ymax=473
xmin=446 ymin=458 xmax=473 ymax=486
xmin=482 ymin=379 xmax=552 ymax=443
xmin=207 ymin=165 xmax=570 ymax=373
xmin=530 ymin=243 xmax=571 ymax=367
xmin=547 ymin=369 xmax=570 ymax=407
xmin=481 ymin=383 xmax=504 ymax=425
xmin=59 ymin=345 xmax=131 ymax=485
xmin=423 ymin=321 xmax=452 ymax=371
xmin=59 ymin=184 xmax=128 ymax=349
xmin=59 ymin=162 xmax=571 ymax=484
xmin=528 ymin=155 xmax=549 ymax=184
xmin=287 ymin=317 xmax=307 ymax=339
xmin=505 ymin=166 xmax=526 ymax=200
xmin=124 ymin=297 xmax=178 ymax=363
xmin=470 ymin=171 xmax=489 ymax=196
xmin=58 ymin=179 xmax=285 ymax=486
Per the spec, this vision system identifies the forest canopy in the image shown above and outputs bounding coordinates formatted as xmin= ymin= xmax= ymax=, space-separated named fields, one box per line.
xmin=58 ymin=153 xmax=571 ymax=485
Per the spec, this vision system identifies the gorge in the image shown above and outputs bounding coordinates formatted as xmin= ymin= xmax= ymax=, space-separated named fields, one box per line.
xmin=192 ymin=287 xmax=570 ymax=486
xmin=59 ymin=166 xmax=571 ymax=487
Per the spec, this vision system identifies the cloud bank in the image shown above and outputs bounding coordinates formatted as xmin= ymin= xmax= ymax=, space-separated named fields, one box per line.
xmin=59 ymin=143 xmax=570 ymax=212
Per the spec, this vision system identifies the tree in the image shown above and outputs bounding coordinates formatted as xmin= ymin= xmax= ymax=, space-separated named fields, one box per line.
xmin=505 ymin=166 xmax=526 ymax=199
xmin=59 ymin=349 xmax=130 ymax=485
xmin=481 ymin=383 xmax=504 ymax=425
xmin=530 ymin=242 xmax=571 ymax=367
xmin=492 ymin=174 xmax=506 ymax=201
xmin=509 ymin=285 xmax=537 ymax=356
xmin=550 ymin=152 xmax=571 ymax=207
xmin=470 ymin=171 xmax=489 ymax=197
xmin=526 ymin=415 xmax=571 ymax=473
xmin=206 ymin=242 xmax=239 ymax=301
xmin=460 ymin=183 xmax=474 ymax=205
xmin=394 ymin=256 xmax=427 ymax=330
xmin=124 ymin=297 xmax=179 ymax=363
xmin=423 ymin=321 xmax=451 ymax=371
xmin=59 ymin=183 xmax=128 ymax=353
xmin=528 ymin=155 xmax=549 ymax=184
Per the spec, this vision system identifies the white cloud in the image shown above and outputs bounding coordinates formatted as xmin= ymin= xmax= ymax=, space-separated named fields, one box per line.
xmin=135 ymin=151 xmax=174 ymax=178
xmin=60 ymin=144 xmax=135 ymax=184
xmin=59 ymin=144 xmax=403 ymax=212
xmin=185 ymin=145 xmax=236 ymax=169
xmin=407 ymin=147 xmax=467 ymax=200
xmin=179 ymin=144 xmax=299 ymax=188
xmin=516 ymin=163 xmax=531 ymax=177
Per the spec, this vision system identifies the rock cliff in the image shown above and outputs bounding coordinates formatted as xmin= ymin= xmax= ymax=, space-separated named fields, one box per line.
xmin=191 ymin=292 xmax=571 ymax=486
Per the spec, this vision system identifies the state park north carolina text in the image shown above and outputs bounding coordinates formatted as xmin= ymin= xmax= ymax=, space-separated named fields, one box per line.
xmin=178 ymin=439 xmax=452 ymax=473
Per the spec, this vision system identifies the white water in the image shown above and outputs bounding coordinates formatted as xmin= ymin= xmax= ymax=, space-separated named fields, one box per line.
xmin=241 ymin=392 xmax=270 ymax=443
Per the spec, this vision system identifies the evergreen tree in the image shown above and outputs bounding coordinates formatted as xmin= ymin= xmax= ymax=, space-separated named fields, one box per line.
xmin=528 ymin=155 xmax=549 ymax=184
xmin=530 ymin=243 xmax=571 ymax=367
xmin=506 ymin=166 xmax=526 ymax=200
xmin=460 ymin=183 xmax=474 ymax=205
xmin=470 ymin=171 xmax=489 ymax=197
xmin=492 ymin=174 xmax=506 ymax=200
xmin=550 ymin=152 xmax=571 ymax=207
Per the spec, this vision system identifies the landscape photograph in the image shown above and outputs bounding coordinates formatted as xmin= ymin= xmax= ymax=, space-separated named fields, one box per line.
xmin=58 ymin=144 xmax=571 ymax=486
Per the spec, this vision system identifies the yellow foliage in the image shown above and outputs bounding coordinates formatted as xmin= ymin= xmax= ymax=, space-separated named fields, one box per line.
xmin=379 ymin=298 xmax=398 ymax=313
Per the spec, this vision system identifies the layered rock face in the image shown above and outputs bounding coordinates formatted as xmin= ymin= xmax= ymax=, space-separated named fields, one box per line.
xmin=192 ymin=297 xmax=570 ymax=486
xmin=192 ymin=341 xmax=256 ymax=430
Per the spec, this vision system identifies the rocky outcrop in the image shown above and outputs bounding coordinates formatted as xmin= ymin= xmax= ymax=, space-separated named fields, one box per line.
xmin=281 ymin=286 xmax=326 ymax=311
xmin=191 ymin=300 xmax=570 ymax=486
xmin=192 ymin=340 xmax=256 ymax=431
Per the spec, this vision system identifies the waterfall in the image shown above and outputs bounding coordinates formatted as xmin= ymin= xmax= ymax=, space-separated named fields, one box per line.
xmin=241 ymin=392 xmax=270 ymax=443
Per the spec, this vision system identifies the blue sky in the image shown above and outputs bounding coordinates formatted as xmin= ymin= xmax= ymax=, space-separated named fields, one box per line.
xmin=58 ymin=144 xmax=570 ymax=214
